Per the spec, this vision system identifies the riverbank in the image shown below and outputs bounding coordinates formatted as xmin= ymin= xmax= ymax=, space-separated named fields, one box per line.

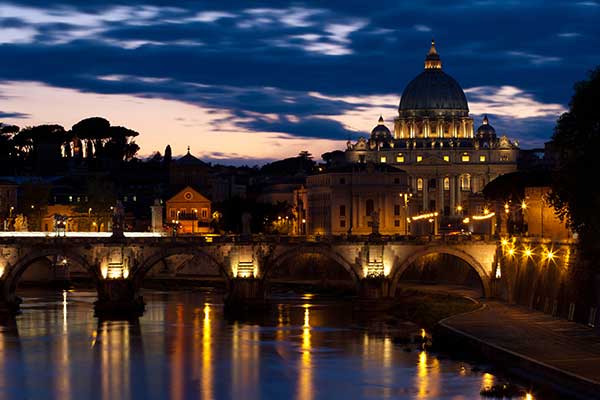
xmin=434 ymin=300 xmax=600 ymax=400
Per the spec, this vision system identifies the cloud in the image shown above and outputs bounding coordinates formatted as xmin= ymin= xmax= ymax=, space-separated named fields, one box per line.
xmin=506 ymin=51 xmax=561 ymax=66
xmin=413 ymin=24 xmax=432 ymax=32
xmin=465 ymin=85 xmax=566 ymax=118
xmin=0 ymin=110 xmax=31 ymax=119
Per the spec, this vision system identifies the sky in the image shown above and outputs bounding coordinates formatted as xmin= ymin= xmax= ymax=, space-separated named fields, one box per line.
xmin=0 ymin=1 xmax=599 ymax=165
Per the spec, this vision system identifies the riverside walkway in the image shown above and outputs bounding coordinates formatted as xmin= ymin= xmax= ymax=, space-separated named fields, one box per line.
xmin=439 ymin=300 xmax=600 ymax=399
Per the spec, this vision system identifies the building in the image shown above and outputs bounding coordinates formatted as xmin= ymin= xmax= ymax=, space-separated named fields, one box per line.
xmin=344 ymin=40 xmax=519 ymax=223
xmin=296 ymin=163 xmax=412 ymax=236
xmin=169 ymin=147 xmax=211 ymax=189
xmin=165 ymin=186 xmax=212 ymax=234
xmin=522 ymin=186 xmax=572 ymax=241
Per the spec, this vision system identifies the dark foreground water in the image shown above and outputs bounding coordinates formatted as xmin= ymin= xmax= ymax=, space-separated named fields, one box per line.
xmin=0 ymin=288 xmax=537 ymax=400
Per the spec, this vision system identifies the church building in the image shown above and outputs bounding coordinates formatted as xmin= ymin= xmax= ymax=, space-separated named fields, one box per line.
xmin=344 ymin=41 xmax=519 ymax=222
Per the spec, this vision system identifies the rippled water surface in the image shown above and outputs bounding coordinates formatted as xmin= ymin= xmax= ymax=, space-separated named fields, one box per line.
xmin=0 ymin=288 xmax=535 ymax=399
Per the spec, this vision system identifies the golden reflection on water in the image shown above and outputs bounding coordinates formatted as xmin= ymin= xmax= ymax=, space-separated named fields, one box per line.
xmin=171 ymin=304 xmax=184 ymax=400
xmin=100 ymin=321 xmax=131 ymax=400
xmin=297 ymin=305 xmax=313 ymax=400
xmin=416 ymin=350 xmax=440 ymax=399
xmin=56 ymin=290 xmax=71 ymax=400
xmin=231 ymin=320 xmax=260 ymax=399
xmin=202 ymin=303 xmax=213 ymax=400
xmin=481 ymin=372 xmax=494 ymax=391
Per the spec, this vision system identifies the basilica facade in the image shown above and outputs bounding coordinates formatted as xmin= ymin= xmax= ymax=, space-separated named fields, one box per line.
xmin=345 ymin=41 xmax=519 ymax=220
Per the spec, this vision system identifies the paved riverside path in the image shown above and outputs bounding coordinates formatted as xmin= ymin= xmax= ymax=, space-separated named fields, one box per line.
xmin=440 ymin=300 xmax=600 ymax=389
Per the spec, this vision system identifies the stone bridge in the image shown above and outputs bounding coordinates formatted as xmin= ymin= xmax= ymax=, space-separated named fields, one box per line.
xmin=0 ymin=234 xmax=510 ymax=315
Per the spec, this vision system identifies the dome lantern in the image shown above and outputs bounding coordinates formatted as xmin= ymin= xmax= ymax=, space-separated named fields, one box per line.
xmin=424 ymin=39 xmax=442 ymax=70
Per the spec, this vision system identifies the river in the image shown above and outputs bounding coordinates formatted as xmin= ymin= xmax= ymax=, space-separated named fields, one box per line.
xmin=0 ymin=288 xmax=539 ymax=399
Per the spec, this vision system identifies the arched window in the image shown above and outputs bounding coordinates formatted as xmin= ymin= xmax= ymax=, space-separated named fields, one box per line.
xmin=366 ymin=199 xmax=374 ymax=216
xmin=460 ymin=174 xmax=471 ymax=191
xmin=417 ymin=178 xmax=423 ymax=191
xmin=443 ymin=177 xmax=450 ymax=191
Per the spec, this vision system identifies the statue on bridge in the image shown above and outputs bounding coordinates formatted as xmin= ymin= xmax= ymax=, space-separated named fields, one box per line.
xmin=370 ymin=209 xmax=380 ymax=237
xmin=111 ymin=200 xmax=126 ymax=239
xmin=241 ymin=212 xmax=252 ymax=239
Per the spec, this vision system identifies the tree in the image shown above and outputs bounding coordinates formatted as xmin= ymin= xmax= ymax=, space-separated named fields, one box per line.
xmin=13 ymin=124 xmax=67 ymax=161
xmin=547 ymin=66 xmax=600 ymax=265
xmin=163 ymin=144 xmax=172 ymax=167
xmin=0 ymin=123 xmax=19 ymax=160
xmin=71 ymin=117 xmax=111 ymax=157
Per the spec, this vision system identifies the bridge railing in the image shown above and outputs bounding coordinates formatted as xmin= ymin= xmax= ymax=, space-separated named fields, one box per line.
xmin=0 ymin=231 xmax=502 ymax=244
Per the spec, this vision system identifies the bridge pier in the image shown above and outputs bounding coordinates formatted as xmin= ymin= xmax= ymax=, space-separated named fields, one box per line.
xmin=94 ymin=279 xmax=145 ymax=317
xmin=224 ymin=278 xmax=266 ymax=312
xmin=355 ymin=277 xmax=394 ymax=311
xmin=359 ymin=277 xmax=392 ymax=299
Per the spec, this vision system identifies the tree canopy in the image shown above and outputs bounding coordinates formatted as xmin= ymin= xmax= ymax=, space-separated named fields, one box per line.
xmin=547 ymin=66 xmax=600 ymax=261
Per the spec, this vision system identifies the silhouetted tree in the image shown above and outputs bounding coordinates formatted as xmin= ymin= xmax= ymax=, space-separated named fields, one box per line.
xmin=0 ymin=123 xmax=19 ymax=160
xmin=71 ymin=117 xmax=111 ymax=157
xmin=103 ymin=126 xmax=140 ymax=161
xmin=163 ymin=145 xmax=172 ymax=167
xmin=13 ymin=124 xmax=66 ymax=161
xmin=547 ymin=66 xmax=600 ymax=267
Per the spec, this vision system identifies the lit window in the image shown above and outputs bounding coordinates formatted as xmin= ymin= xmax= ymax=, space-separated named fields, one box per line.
xmin=396 ymin=154 xmax=405 ymax=163
xmin=201 ymin=208 xmax=208 ymax=218
xmin=380 ymin=156 xmax=387 ymax=163
xmin=417 ymin=178 xmax=423 ymax=191
xmin=479 ymin=155 xmax=486 ymax=162
xmin=460 ymin=175 xmax=471 ymax=191
xmin=69 ymin=196 xmax=73 ymax=203
xmin=133 ymin=195 xmax=137 ymax=202
xmin=443 ymin=155 xmax=450 ymax=162
xmin=124 ymin=196 xmax=128 ymax=202
xmin=416 ymin=155 xmax=423 ymax=162
xmin=443 ymin=177 xmax=450 ymax=191
xmin=461 ymin=153 xmax=470 ymax=162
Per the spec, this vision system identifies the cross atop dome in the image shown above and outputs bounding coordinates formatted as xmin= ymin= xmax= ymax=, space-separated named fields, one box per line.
xmin=424 ymin=39 xmax=442 ymax=70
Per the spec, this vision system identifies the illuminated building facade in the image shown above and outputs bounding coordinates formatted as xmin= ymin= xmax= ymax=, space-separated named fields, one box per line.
xmin=165 ymin=186 xmax=212 ymax=234
xmin=297 ymin=163 xmax=413 ymax=236
xmin=345 ymin=41 xmax=519 ymax=220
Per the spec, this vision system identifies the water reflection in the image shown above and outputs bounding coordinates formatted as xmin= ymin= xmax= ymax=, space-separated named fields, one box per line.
xmin=0 ymin=289 xmax=545 ymax=400
xmin=297 ymin=305 xmax=312 ymax=400
xmin=93 ymin=318 xmax=146 ymax=400
xmin=202 ymin=303 xmax=213 ymax=400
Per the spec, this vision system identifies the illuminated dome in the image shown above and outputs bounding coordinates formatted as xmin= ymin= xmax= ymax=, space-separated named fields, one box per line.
xmin=399 ymin=40 xmax=469 ymax=117
xmin=476 ymin=115 xmax=496 ymax=139
xmin=371 ymin=116 xmax=392 ymax=140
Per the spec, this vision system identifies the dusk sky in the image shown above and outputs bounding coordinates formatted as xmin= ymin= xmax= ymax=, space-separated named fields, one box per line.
xmin=0 ymin=1 xmax=599 ymax=165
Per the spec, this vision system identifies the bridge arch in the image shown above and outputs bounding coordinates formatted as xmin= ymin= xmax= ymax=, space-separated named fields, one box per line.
xmin=2 ymin=247 xmax=97 ymax=301
xmin=390 ymin=245 xmax=491 ymax=297
xmin=133 ymin=247 xmax=231 ymax=290
xmin=263 ymin=243 xmax=360 ymax=286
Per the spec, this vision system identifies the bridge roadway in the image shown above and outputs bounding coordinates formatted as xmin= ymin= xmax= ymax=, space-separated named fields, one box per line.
xmin=0 ymin=232 xmax=570 ymax=316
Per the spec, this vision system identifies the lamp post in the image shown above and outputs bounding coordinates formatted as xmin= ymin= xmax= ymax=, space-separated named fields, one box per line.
xmin=520 ymin=199 xmax=528 ymax=236
xmin=88 ymin=207 xmax=92 ymax=231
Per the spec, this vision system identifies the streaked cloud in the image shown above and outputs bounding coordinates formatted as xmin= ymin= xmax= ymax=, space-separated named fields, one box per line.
xmin=465 ymin=85 xmax=566 ymax=119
